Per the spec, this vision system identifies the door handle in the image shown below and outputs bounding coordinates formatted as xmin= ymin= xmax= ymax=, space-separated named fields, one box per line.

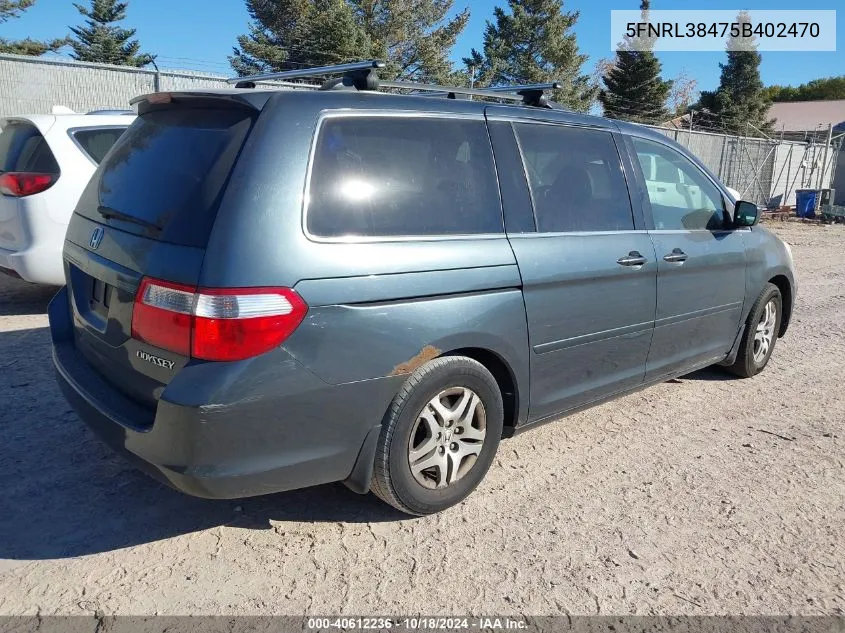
xmin=617 ymin=251 xmax=648 ymax=267
xmin=663 ymin=248 xmax=688 ymax=263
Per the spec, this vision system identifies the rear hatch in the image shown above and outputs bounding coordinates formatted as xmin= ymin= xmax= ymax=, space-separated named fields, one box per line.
xmin=0 ymin=118 xmax=60 ymax=251
xmin=63 ymin=96 xmax=259 ymax=411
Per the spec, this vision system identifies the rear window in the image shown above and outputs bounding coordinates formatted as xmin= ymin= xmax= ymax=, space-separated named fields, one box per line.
xmin=307 ymin=116 xmax=502 ymax=237
xmin=77 ymin=107 xmax=254 ymax=247
xmin=72 ymin=127 xmax=128 ymax=164
xmin=0 ymin=121 xmax=59 ymax=174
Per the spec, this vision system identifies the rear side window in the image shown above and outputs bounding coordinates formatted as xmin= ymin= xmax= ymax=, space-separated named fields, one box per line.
xmin=72 ymin=127 xmax=128 ymax=164
xmin=307 ymin=116 xmax=502 ymax=237
xmin=515 ymin=123 xmax=634 ymax=233
xmin=0 ymin=121 xmax=59 ymax=173
xmin=77 ymin=107 xmax=254 ymax=247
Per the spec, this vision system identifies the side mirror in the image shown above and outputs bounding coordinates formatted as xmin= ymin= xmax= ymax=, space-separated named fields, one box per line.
xmin=734 ymin=200 xmax=760 ymax=227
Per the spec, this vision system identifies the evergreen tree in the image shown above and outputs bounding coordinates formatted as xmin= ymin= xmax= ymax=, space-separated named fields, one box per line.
xmin=695 ymin=11 xmax=773 ymax=136
xmin=599 ymin=0 xmax=672 ymax=124
xmin=350 ymin=0 xmax=468 ymax=82
xmin=1 ymin=0 xmax=34 ymax=21
xmin=0 ymin=0 xmax=67 ymax=56
xmin=69 ymin=0 xmax=154 ymax=67
xmin=231 ymin=0 xmax=369 ymax=76
xmin=464 ymin=0 xmax=596 ymax=111
xmin=231 ymin=0 xmax=468 ymax=83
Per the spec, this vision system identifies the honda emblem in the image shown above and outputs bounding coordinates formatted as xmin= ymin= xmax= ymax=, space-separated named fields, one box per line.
xmin=89 ymin=227 xmax=104 ymax=250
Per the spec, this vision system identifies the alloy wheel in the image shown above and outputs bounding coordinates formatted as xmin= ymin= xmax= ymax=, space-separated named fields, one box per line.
xmin=407 ymin=387 xmax=487 ymax=489
xmin=753 ymin=299 xmax=777 ymax=364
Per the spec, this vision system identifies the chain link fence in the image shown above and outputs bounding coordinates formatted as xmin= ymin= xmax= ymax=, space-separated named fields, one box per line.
xmin=1 ymin=53 xmax=837 ymax=207
xmin=0 ymin=53 xmax=232 ymax=115
xmin=648 ymin=126 xmax=836 ymax=207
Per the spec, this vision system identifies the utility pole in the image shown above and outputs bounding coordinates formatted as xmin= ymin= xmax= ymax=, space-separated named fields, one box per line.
xmin=150 ymin=58 xmax=161 ymax=93
xmin=819 ymin=123 xmax=833 ymax=190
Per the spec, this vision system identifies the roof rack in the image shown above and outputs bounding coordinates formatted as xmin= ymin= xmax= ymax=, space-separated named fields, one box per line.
xmin=226 ymin=60 xmax=561 ymax=108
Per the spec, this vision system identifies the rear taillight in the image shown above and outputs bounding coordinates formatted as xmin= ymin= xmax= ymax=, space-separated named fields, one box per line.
xmin=132 ymin=278 xmax=194 ymax=356
xmin=0 ymin=172 xmax=57 ymax=197
xmin=191 ymin=288 xmax=307 ymax=361
xmin=131 ymin=278 xmax=307 ymax=362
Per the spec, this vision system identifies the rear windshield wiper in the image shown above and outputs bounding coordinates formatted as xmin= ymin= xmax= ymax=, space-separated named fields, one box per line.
xmin=96 ymin=206 xmax=163 ymax=234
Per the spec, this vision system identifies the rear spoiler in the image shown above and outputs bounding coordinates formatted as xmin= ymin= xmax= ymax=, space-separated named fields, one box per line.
xmin=130 ymin=91 xmax=273 ymax=115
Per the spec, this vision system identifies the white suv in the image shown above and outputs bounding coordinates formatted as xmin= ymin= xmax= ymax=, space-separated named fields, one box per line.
xmin=0 ymin=108 xmax=134 ymax=285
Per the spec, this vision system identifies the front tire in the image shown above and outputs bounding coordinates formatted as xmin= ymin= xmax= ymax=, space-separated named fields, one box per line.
xmin=370 ymin=356 xmax=503 ymax=516
xmin=727 ymin=283 xmax=782 ymax=378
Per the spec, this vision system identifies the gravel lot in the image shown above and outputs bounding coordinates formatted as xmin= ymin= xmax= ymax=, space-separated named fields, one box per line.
xmin=0 ymin=222 xmax=843 ymax=617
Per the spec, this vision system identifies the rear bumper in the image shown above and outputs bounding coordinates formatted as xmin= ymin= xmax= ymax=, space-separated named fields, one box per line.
xmin=0 ymin=243 xmax=65 ymax=285
xmin=49 ymin=287 xmax=399 ymax=499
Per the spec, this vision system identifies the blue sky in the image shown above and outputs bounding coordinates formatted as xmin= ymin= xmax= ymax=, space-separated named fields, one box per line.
xmin=3 ymin=0 xmax=843 ymax=93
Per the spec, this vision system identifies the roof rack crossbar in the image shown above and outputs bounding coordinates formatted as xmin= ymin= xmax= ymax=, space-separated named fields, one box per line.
xmin=227 ymin=60 xmax=384 ymax=84
xmin=379 ymin=80 xmax=526 ymax=103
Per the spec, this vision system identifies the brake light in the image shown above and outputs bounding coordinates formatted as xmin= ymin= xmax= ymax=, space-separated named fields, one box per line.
xmin=0 ymin=172 xmax=57 ymax=197
xmin=131 ymin=278 xmax=308 ymax=362
xmin=132 ymin=278 xmax=194 ymax=356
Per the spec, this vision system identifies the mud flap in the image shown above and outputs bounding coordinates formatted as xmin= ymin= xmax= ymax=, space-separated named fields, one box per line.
xmin=718 ymin=323 xmax=746 ymax=367
xmin=341 ymin=424 xmax=382 ymax=494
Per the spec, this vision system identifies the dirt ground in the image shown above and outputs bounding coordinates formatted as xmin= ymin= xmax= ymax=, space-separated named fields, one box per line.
xmin=0 ymin=222 xmax=842 ymax=617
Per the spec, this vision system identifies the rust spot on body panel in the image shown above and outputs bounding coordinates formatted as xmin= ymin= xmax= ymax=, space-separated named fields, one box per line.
xmin=390 ymin=345 xmax=441 ymax=376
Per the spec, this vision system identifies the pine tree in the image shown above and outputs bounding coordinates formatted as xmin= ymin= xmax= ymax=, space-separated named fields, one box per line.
xmin=464 ymin=0 xmax=596 ymax=111
xmin=599 ymin=0 xmax=672 ymax=124
xmin=695 ymin=11 xmax=773 ymax=136
xmin=231 ymin=0 xmax=469 ymax=83
xmin=0 ymin=0 xmax=68 ymax=56
xmin=231 ymin=0 xmax=369 ymax=76
xmin=349 ymin=0 xmax=469 ymax=82
xmin=1 ymin=0 xmax=34 ymax=21
xmin=69 ymin=0 xmax=154 ymax=67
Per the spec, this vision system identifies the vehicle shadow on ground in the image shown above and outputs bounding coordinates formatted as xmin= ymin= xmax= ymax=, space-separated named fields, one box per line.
xmin=682 ymin=367 xmax=738 ymax=382
xmin=0 ymin=277 xmax=59 ymax=316
xmin=0 ymin=321 xmax=409 ymax=562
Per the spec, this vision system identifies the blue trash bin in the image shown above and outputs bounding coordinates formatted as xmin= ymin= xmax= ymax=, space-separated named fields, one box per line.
xmin=795 ymin=189 xmax=820 ymax=218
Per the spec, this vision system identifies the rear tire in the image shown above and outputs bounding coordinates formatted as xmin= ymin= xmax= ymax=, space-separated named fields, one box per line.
xmin=371 ymin=356 xmax=503 ymax=516
xmin=727 ymin=283 xmax=782 ymax=378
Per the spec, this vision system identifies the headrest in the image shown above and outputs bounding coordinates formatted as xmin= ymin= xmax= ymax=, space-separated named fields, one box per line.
xmin=552 ymin=164 xmax=592 ymax=204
